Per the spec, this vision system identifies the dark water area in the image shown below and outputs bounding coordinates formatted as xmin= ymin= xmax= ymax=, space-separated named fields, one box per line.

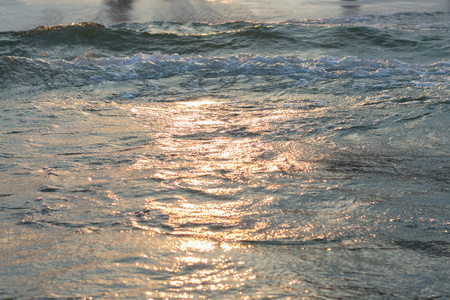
xmin=0 ymin=0 xmax=449 ymax=299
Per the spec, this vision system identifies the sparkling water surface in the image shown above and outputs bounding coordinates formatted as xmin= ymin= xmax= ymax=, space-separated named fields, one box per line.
xmin=0 ymin=0 xmax=449 ymax=299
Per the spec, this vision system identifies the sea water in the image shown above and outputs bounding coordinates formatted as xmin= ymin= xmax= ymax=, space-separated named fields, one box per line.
xmin=0 ymin=0 xmax=449 ymax=298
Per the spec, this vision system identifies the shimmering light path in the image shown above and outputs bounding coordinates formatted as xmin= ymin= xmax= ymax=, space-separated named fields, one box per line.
xmin=0 ymin=1 xmax=449 ymax=299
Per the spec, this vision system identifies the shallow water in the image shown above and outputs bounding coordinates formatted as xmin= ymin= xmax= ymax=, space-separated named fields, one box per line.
xmin=1 ymin=0 xmax=449 ymax=299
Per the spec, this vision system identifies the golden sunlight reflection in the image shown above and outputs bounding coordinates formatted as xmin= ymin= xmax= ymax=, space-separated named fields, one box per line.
xmin=138 ymin=234 xmax=257 ymax=297
xmin=171 ymin=254 xmax=255 ymax=294
xmin=127 ymin=99 xmax=337 ymax=248
xmin=177 ymin=238 xmax=216 ymax=252
xmin=164 ymin=263 xmax=256 ymax=295
xmin=133 ymin=195 xmax=338 ymax=243
xmin=139 ymin=197 xmax=251 ymax=236
xmin=178 ymin=99 xmax=218 ymax=108
xmin=128 ymin=99 xmax=314 ymax=182
xmin=153 ymin=136 xmax=313 ymax=180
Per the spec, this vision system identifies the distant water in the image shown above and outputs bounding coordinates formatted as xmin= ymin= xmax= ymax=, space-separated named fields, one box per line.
xmin=1 ymin=1 xmax=449 ymax=299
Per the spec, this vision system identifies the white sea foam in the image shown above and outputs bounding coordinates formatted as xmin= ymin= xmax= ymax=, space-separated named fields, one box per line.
xmin=60 ymin=52 xmax=447 ymax=80
xmin=2 ymin=52 xmax=448 ymax=93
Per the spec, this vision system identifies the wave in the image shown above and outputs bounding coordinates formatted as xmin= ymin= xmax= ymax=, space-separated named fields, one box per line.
xmin=1 ymin=11 xmax=448 ymax=96
xmin=1 ymin=52 xmax=448 ymax=96
xmin=1 ymin=12 xmax=449 ymax=62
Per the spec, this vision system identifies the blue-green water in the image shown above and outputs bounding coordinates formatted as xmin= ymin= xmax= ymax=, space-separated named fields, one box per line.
xmin=1 ymin=1 xmax=449 ymax=299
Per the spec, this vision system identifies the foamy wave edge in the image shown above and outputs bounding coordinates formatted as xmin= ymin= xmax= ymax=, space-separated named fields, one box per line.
xmin=2 ymin=52 xmax=449 ymax=84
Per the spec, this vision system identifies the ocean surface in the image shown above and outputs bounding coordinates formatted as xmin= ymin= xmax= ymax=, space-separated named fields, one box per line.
xmin=1 ymin=0 xmax=449 ymax=299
